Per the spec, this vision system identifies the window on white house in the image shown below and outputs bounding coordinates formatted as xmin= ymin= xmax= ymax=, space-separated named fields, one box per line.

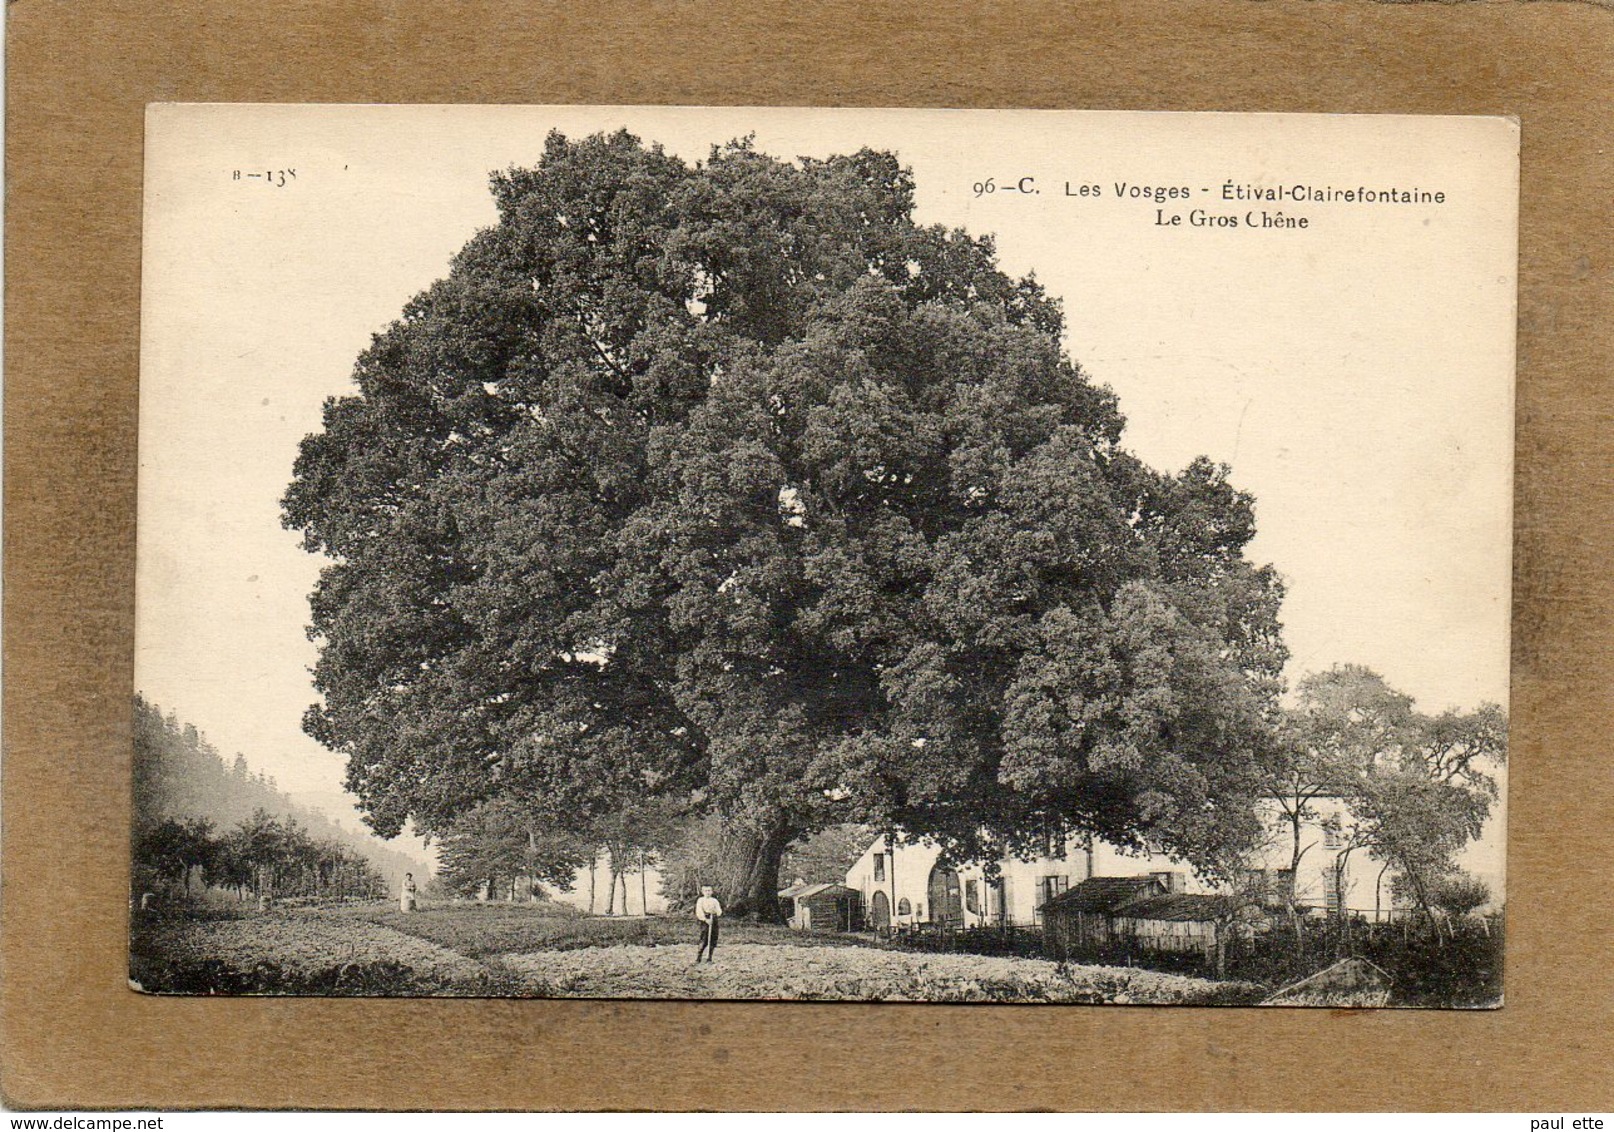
xmin=965 ymin=878 xmax=980 ymax=914
xmin=897 ymin=898 xmax=911 ymax=916
xmin=1040 ymin=819 xmax=1067 ymax=860
xmin=873 ymin=854 xmax=885 ymax=882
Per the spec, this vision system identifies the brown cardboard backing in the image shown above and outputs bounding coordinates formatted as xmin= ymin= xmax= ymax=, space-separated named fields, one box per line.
xmin=4 ymin=0 xmax=1611 ymax=1112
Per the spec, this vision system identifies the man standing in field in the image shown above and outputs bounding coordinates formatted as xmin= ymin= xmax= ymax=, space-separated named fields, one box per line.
xmin=694 ymin=884 xmax=723 ymax=964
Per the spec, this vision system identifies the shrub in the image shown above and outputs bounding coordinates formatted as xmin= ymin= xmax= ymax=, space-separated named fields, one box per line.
xmin=884 ymin=925 xmax=1049 ymax=960
xmin=1431 ymin=873 xmax=1491 ymax=918
xmin=129 ymin=952 xmax=544 ymax=997
xmin=1043 ymin=913 xmax=1503 ymax=1006
xmin=1360 ymin=913 xmax=1504 ymax=1007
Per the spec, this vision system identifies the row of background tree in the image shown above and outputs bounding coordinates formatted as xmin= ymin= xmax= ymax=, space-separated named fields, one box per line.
xmin=134 ymin=810 xmax=392 ymax=903
xmin=133 ymin=694 xmax=421 ymax=901
xmin=429 ymin=795 xmax=871 ymax=913
xmin=133 ymin=665 xmax=1503 ymax=922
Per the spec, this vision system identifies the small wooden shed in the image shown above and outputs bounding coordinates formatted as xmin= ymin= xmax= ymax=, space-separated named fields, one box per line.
xmin=1109 ymin=893 xmax=1239 ymax=957
xmin=1042 ymin=875 xmax=1169 ymax=955
xmin=778 ymin=881 xmax=862 ymax=932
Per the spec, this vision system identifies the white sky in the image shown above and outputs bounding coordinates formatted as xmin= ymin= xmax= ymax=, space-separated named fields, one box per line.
xmin=137 ymin=107 xmax=1516 ymax=871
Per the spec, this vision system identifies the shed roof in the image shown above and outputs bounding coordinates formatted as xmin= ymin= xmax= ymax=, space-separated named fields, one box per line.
xmin=1046 ymin=876 xmax=1164 ymax=914
xmin=1112 ymin=893 xmax=1235 ymax=923
xmin=798 ymin=882 xmax=855 ymax=900
xmin=779 ymin=882 xmax=856 ymax=900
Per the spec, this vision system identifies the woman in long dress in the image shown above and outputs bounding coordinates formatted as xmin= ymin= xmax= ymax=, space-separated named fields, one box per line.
xmin=400 ymin=872 xmax=417 ymax=913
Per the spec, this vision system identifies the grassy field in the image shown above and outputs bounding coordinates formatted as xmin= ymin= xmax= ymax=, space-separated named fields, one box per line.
xmin=130 ymin=899 xmax=1264 ymax=1003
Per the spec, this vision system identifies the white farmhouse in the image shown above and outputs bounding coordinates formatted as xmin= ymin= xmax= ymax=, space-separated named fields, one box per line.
xmin=843 ymin=796 xmax=1470 ymax=930
xmin=844 ymin=829 xmax=1198 ymax=931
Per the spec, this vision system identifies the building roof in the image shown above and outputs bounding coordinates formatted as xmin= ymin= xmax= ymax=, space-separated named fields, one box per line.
xmin=1046 ymin=875 xmax=1164 ymax=914
xmin=779 ymin=881 xmax=856 ymax=901
xmin=1111 ymin=893 xmax=1235 ymax=923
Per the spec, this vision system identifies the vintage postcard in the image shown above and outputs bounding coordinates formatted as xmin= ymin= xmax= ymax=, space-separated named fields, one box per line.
xmin=131 ymin=106 xmax=1516 ymax=1008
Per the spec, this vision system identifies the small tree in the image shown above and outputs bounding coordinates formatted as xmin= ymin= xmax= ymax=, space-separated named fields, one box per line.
xmin=1431 ymin=872 xmax=1491 ymax=918
xmin=438 ymin=796 xmax=592 ymax=900
xmin=133 ymin=817 xmax=219 ymax=897
xmin=234 ymin=809 xmax=289 ymax=897
xmin=1283 ymin=666 xmax=1505 ymax=925
xmin=214 ymin=826 xmax=256 ymax=899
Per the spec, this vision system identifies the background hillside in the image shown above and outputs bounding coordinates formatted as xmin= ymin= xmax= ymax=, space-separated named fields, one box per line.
xmin=132 ymin=694 xmax=429 ymax=893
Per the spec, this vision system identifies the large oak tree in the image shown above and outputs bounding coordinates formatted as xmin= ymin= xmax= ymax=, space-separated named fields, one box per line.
xmin=284 ymin=130 xmax=1286 ymax=915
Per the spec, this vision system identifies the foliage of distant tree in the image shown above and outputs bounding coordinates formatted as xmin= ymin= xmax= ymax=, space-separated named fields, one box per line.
xmin=283 ymin=130 xmax=1287 ymax=917
xmin=132 ymin=807 xmax=388 ymax=901
xmin=134 ymin=694 xmax=286 ymax=831
xmin=1270 ymin=666 xmax=1505 ymax=918
xmin=134 ymin=817 xmax=218 ymax=896
xmin=435 ymin=796 xmax=593 ymax=901
xmin=132 ymin=694 xmax=411 ymax=899
xmin=780 ymin=824 xmax=875 ymax=887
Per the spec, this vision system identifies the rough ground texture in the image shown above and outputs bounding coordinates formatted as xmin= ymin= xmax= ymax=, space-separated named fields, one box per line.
xmin=130 ymin=902 xmax=1264 ymax=1003
xmin=496 ymin=942 xmax=1262 ymax=1003
xmin=131 ymin=907 xmax=491 ymax=991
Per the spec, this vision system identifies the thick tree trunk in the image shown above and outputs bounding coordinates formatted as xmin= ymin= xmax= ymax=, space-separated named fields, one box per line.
xmin=588 ymin=857 xmax=597 ymax=914
xmin=713 ymin=816 xmax=795 ymax=922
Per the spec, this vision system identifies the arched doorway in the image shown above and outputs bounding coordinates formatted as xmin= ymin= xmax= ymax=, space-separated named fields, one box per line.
xmin=928 ymin=866 xmax=964 ymax=929
xmin=869 ymin=889 xmax=891 ymax=931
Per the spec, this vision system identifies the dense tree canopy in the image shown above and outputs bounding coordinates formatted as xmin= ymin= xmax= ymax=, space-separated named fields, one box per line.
xmin=283 ymin=130 xmax=1287 ymax=912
